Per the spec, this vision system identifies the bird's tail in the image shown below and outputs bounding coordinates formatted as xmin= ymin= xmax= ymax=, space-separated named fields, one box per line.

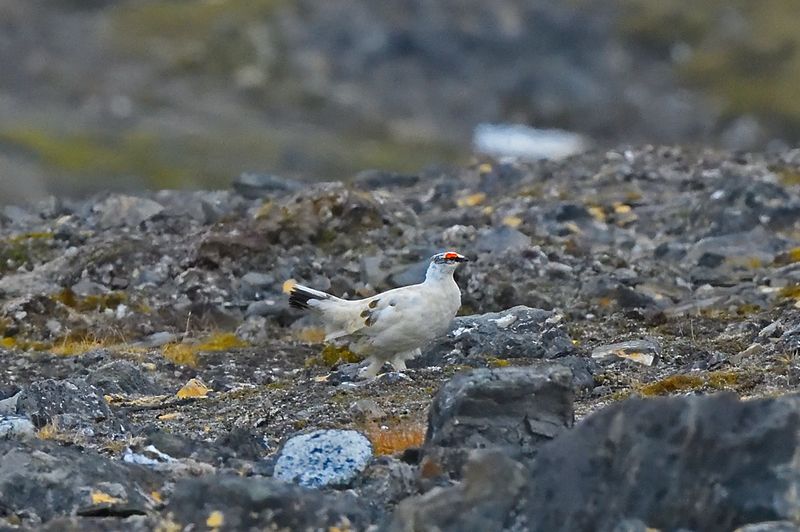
xmin=287 ymin=282 xmax=334 ymax=310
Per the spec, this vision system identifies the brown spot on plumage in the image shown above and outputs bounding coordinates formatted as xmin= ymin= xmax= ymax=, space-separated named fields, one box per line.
xmin=369 ymin=299 xmax=379 ymax=309
xmin=360 ymin=309 xmax=370 ymax=318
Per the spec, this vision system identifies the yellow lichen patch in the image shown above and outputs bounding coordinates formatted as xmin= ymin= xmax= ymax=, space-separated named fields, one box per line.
xmin=456 ymin=192 xmax=486 ymax=208
xmin=0 ymin=337 xmax=16 ymax=349
xmin=725 ymin=256 xmax=763 ymax=269
xmin=157 ymin=412 xmax=182 ymax=421
xmin=502 ymin=215 xmax=523 ymax=228
xmin=778 ymin=285 xmax=800 ymax=300
xmin=150 ymin=491 xmax=163 ymax=504
xmin=283 ymin=278 xmax=298 ymax=294
xmin=162 ymin=343 xmax=197 ymax=367
xmin=53 ymin=288 xmax=127 ymax=312
xmin=162 ymin=332 xmax=247 ymax=367
xmin=364 ymin=422 xmax=426 ymax=456
xmin=779 ymin=170 xmax=800 ymax=186
xmin=254 ymin=200 xmax=274 ymax=220
xmin=587 ymin=205 xmax=606 ymax=222
xmin=306 ymin=344 xmax=363 ymax=367
xmin=206 ymin=511 xmax=225 ymax=528
xmin=50 ymin=337 xmax=109 ymax=356
xmin=90 ymin=490 xmax=124 ymax=505
xmin=613 ymin=203 xmax=632 ymax=214
xmin=486 ymin=357 xmax=511 ymax=368
xmin=774 ymin=247 xmax=800 ymax=266
xmin=36 ymin=424 xmax=82 ymax=444
xmin=295 ymin=327 xmax=327 ymax=344
xmin=176 ymin=378 xmax=211 ymax=399
xmin=154 ymin=517 xmax=183 ymax=532
xmin=478 ymin=163 xmax=493 ymax=174
xmin=195 ymin=332 xmax=247 ymax=352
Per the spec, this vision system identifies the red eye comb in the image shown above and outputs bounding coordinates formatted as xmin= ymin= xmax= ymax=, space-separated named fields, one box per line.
xmin=444 ymin=252 xmax=460 ymax=260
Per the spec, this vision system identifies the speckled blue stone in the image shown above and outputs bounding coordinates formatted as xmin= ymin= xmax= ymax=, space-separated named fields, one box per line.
xmin=273 ymin=429 xmax=373 ymax=488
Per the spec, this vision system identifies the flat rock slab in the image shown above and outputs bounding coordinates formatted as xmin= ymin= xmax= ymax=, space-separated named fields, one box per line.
xmin=425 ymin=365 xmax=573 ymax=475
xmin=415 ymin=305 xmax=576 ymax=368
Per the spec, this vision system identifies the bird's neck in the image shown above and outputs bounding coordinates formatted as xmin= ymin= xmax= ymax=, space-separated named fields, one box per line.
xmin=424 ymin=263 xmax=455 ymax=284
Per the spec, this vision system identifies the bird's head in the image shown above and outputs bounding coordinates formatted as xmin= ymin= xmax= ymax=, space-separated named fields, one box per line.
xmin=426 ymin=251 xmax=469 ymax=280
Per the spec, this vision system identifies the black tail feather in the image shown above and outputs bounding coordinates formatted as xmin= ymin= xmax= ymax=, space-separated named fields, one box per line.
xmin=289 ymin=286 xmax=328 ymax=310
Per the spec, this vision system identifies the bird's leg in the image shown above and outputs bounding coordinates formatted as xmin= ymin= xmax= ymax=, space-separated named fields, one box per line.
xmin=390 ymin=348 xmax=420 ymax=372
xmin=358 ymin=356 xmax=384 ymax=378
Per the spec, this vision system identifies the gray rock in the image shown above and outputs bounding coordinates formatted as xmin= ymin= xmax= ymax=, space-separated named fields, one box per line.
xmin=591 ymin=339 xmax=661 ymax=366
xmin=474 ymin=226 xmax=531 ymax=254
xmin=388 ymin=450 xmax=527 ymax=532
xmin=241 ymin=271 xmax=275 ymax=290
xmin=233 ymin=172 xmax=303 ymax=198
xmin=87 ymin=360 xmax=162 ymax=396
xmin=245 ymin=299 xmax=287 ymax=317
xmin=522 ymin=393 xmax=800 ymax=532
xmin=353 ymin=169 xmax=419 ymax=190
xmin=415 ymin=306 xmax=576 ymax=367
xmin=0 ymin=392 xmax=20 ymax=415
xmin=734 ymin=523 xmax=800 ymax=532
xmin=15 ymin=378 xmax=114 ymax=428
xmin=350 ymin=399 xmax=385 ymax=421
xmin=93 ymin=195 xmax=164 ymax=228
xmin=355 ymin=457 xmax=418 ymax=511
xmin=165 ymin=475 xmax=370 ymax=530
xmin=0 ymin=415 xmax=35 ymax=440
xmin=425 ymin=366 xmax=573 ymax=474
xmin=133 ymin=331 xmax=178 ymax=348
xmin=273 ymin=429 xmax=373 ymax=488
xmin=0 ymin=439 xmax=158 ymax=523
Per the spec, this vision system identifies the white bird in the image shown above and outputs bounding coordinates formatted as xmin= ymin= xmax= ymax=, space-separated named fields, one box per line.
xmin=288 ymin=251 xmax=469 ymax=377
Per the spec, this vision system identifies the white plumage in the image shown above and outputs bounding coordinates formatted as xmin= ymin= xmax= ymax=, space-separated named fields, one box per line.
xmin=289 ymin=251 xmax=468 ymax=376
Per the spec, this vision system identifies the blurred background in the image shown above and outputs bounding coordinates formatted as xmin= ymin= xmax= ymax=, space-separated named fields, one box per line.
xmin=1 ymin=0 xmax=799 ymax=204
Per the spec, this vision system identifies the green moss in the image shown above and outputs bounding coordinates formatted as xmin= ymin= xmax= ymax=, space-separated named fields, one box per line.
xmin=0 ymin=232 xmax=55 ymax=274
xmin=778 ymin=170 xmax=800 ymax=186
xmin=0 ymin=129 xmax=191 ymax=189
xmin=53 ymin=289 xmax=127 ymax=312
xmin=637 ymin=370 xmax=741 ymax=396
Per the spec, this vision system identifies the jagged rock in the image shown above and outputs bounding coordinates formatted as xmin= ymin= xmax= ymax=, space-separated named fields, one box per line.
xmin=424 ymin=365 xmax=573 ymax=475
xmin=273 ymin=429 xmax=373 ymax=488
xmin=355 ymin=457 xmax=418 ymax=514
xmin=92 ymin=195 xmax=164 ymax=229
xmin=165 ymin=475 xmax=371 ymax=530
xmin=15 ymin=378 xmax=114 ymax=430
xmin=414 ymin=306 xmax=576 ymax=368
xmin=522 ymin=393 xmax=800 ymax=532
xmin=388 ymin=450 xmax=527 ymax=532
xmin=0 ymin=439 xmax=159 ymax=524
xmin=87 ymin=360 xmax=162 ymax=396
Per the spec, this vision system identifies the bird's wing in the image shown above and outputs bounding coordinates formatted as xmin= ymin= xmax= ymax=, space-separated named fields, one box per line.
xmin=325 ymin=285 xmax=422 ymax=341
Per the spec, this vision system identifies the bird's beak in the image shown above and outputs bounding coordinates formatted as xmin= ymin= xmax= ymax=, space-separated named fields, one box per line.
xmin=457 ymin=255 xmax=469 ymax=263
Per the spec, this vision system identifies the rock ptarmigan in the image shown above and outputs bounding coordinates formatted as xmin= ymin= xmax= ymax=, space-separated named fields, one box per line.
xmin=288 ymin=251 xmax=468 ymax=376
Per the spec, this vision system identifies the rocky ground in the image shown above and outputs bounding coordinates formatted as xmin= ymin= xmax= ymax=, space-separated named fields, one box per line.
xmin=3 ymin=145 xmax=800 ymax=530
